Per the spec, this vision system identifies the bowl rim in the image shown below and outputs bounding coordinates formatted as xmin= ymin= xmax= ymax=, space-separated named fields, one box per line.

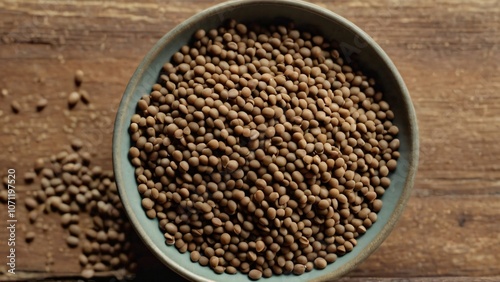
xmin=113 ymin=0 xmax=419 ymax=281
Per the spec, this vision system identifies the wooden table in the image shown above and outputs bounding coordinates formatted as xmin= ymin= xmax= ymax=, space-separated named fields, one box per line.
xmin=1 ymin=0 xmax=499 ymax=281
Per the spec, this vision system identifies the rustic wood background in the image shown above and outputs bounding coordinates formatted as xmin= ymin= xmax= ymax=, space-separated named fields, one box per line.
xmin=1 ymin=0 xmax=499 ymax=281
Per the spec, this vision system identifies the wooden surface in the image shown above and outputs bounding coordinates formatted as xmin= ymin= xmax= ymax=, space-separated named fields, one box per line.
xmin=1 ymin=0 xmax=500 ymax=281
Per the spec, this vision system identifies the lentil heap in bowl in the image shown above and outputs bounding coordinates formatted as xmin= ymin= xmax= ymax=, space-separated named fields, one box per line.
xmin=113 ymin=0 xmax=419 ymax=281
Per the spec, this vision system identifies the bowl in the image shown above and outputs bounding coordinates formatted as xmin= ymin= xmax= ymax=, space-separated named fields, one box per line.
xmin=113 ymin=0 xmax=419 ymax=281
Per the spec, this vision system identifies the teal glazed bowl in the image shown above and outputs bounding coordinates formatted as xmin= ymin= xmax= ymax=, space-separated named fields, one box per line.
xmin=113 ymin=0 xmax=419 ymax=281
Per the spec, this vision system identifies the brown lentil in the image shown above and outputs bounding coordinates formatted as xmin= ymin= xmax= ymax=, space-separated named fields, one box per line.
xmin=68 ymin=91 xmax=81 ymax=107
xmin=249 ymin=269 xmax=263 ymax=280
xmin=129 ymin=19 xmax=399 ymax=280
xmin=25 ymin=231 xmax=36 ymax=243
xmin=36 ymin=97 xmax=48 ymax=111
xmin=80 ymin=89 xmax=90 ymax=104
xmin=66 ymin=236 xmax=80 ymax=247
xmin=75 ymin=69 xmax=84 ymax=86
xmin=11 ymin=100 xmax=21 ymax=113
xmin=25 ymin=145 xmax=136 ymax=278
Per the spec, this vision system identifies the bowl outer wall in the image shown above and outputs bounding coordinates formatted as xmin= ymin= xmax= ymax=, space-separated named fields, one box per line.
xmin=112 ymin=0 xmax=419 ymax=281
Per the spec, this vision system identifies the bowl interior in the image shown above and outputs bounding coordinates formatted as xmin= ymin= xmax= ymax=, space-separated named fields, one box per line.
xmin=113 ymin=1 xmax=419 ymax=281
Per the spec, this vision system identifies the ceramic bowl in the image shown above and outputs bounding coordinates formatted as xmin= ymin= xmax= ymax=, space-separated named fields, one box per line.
xmin=113 ymin=0 xmax=419 ymax=281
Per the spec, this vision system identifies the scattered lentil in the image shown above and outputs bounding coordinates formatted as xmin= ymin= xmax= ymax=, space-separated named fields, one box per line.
xmin=80 ymin=90 xmax=90 ymax=104
xmin=11 ymin=100 xmax=21 ymax=113
xmin=36 ymin=97 xmax=48 ymax=111
xmin=24 ymin=145 xmax=136 ymax=278
xmin=68 ymin=92 xmax=80 ymax=107
xmin=24 ymin=171 xmax=37 ymax=183
xmin=25 ymin=231 xmax=36 ymax=243
xmin=75 ymin=69 xmax=84 ymax=86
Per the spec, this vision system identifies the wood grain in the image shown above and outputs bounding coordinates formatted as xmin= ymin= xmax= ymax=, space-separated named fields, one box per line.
xmin=1 ymin=0 xmax=499 ymax=281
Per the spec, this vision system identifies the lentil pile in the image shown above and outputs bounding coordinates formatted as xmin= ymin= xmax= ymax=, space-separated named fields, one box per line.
xmin=129 ymin=19 xmax=400 ymax=279
xmin=24 ymin=145 xmax=135 ymax=278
